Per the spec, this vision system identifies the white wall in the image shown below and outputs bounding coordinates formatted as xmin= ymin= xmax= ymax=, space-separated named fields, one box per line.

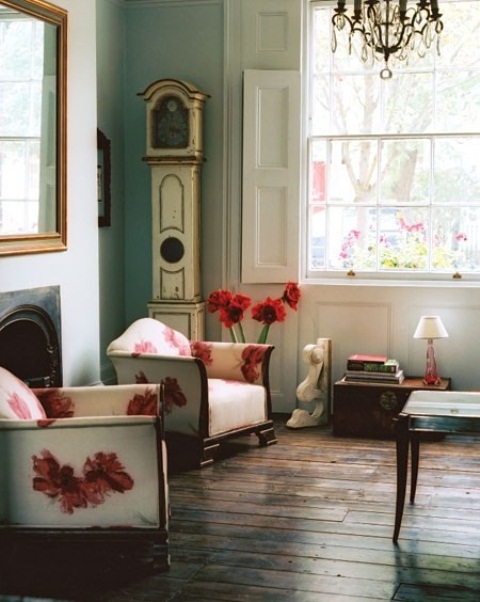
xmin=0 ymin=0 xmax=100 ymax=386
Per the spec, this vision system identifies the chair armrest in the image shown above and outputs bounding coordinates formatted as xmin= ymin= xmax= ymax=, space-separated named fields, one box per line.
xmin=33 ymin=383 xmax=161 ymax=418
xmin=191 ymin=342 xmax=274 ymax=386
xmin=107 ymin=353 xmax=206 ymax=436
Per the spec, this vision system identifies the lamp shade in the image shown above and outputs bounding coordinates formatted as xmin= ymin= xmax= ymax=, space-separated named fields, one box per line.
xmin=413 ymin=316 xmax=449 ymax=340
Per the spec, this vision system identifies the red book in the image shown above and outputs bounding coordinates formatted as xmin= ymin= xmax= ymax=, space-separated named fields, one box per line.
xmin=347 ymin=354 xmax=388 ymax=371
xmin=348 ymin=354 xmax=387 ymax=364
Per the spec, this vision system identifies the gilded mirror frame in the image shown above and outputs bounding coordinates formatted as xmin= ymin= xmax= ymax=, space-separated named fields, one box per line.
xmin=0 ymin=0 xmax=67 ymax=256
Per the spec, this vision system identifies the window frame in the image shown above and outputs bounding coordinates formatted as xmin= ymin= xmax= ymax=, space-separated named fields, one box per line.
xmin=303 ymin=0 xmax=480 ymax=285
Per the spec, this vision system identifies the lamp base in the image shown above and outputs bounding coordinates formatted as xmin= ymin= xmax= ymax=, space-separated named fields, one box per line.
xmin=423 ymin=338 xmax=442 ymax=386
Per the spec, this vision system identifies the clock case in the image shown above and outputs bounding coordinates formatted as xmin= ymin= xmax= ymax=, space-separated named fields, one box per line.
xmin=139 ymin=79 xmax=209 ymax=340
xmin=140 ymin=79 xmax=209 ymax=161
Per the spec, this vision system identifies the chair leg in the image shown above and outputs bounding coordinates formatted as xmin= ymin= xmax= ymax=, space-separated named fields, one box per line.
xmin=256 ymin=424 xmax=277 ymax=447
xmin=199 ymin=440 xmax=220 ymax=467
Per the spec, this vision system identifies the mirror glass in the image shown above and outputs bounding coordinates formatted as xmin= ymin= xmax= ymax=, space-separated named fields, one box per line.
xmin=0 ymin=0 xmax=66 ymax=255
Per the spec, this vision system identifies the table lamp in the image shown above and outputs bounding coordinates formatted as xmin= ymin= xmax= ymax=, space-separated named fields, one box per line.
xmin=413 ymin=316 xmax=449 ymax=385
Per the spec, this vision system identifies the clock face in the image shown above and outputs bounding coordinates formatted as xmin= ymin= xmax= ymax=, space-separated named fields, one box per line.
xmin=155 ymin=96 xmax=189 ymax=149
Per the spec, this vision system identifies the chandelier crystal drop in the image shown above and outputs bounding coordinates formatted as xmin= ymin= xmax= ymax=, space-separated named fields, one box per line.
xmin=331 ymin=0 xmax=444 ymax=79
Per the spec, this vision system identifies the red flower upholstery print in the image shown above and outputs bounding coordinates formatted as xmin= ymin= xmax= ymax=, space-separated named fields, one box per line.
xmin=135 ymin=370 xmax=149 ymax=384
xmin=35 ymin=389 xmax=74 ymax=418
xmin=133 ymin=340 xmax=158 ymax=354
xmin=127 ymin=387 xmax=158 ymax=415
xmin=164 ymin=327 xmax=191 ymax=356
xmin=162 ymin=377 xmax=187 ymax=414
xmin=32 ymin=449 xmax=134 ymax=514
xmin=7 ymin=392 xmax=35 ymax=419
xmin=190 ymin=341 xmax=213 ymax=365
xmin=241 ymin=345 xmax=268 ymax=383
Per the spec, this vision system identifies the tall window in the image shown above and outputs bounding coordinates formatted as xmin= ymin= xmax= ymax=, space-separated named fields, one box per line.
xmin=307 ymin=1 xmax=480 ymax=280
xmin=0 ymin=8 xmax=43 ymax=235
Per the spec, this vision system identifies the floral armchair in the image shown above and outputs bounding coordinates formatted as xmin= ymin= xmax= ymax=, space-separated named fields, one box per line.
xmin=0 ymin=366 xmax=169 ymax=571
xmin=107 ymin=318 xmax=277 ymax=467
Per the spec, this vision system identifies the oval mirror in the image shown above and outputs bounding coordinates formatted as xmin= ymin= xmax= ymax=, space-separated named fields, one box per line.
xmin=0 ymin=0 xmax=67 ymax=256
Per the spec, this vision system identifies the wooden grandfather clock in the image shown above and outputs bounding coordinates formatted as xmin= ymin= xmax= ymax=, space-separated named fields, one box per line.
xmin=139 ymin=79 xmax=209 ymax=339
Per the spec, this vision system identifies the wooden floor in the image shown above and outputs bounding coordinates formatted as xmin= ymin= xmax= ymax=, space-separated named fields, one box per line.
xmin=2 ymin=415 xmax=480 ymax=601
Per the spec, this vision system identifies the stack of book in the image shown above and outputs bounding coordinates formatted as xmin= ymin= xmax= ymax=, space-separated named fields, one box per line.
xmin=344 ymin=354 xmax=405 ymax=384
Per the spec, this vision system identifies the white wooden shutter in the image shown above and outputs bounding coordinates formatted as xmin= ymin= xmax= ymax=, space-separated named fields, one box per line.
xmin=241 ymin=69 xmax=301 ymax=284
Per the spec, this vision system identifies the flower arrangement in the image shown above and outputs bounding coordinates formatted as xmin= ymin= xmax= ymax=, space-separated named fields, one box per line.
xmin=206 ymin=282 xmax=301 ymax=344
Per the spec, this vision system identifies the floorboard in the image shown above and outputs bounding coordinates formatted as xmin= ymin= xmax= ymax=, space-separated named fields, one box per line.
xmin=2 ymin=416 xmax=480 ymax=601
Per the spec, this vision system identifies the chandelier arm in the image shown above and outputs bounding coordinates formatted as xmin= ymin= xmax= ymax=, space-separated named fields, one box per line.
xmin=331 ymin=0 xmax=443 ymax=77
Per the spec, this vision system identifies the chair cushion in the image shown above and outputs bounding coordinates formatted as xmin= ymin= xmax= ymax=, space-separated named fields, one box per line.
xmin=208 ymin=378 xmax=267 ymax=437
xmin=107 ymin=318 xmax=191 ymax=357
xmin=0 ymin=366 xmax=47 ymax=420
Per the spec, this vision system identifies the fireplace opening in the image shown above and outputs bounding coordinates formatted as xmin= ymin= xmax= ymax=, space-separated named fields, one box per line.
xmin=0 ymin=287 xmax=62 ymax=387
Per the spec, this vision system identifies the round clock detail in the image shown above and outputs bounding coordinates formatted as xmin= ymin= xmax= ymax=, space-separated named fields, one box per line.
xmin=160 ymin=236 xmax=185 ymax=263
xmin=155 ymin=96 xmax=189 ymax=149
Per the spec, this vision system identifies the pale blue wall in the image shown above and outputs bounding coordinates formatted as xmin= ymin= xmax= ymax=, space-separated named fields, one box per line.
xmin=96 ymin=0 xmax=127 ymax=381
xmin=123 ymin=1 xmax=225 ymax=329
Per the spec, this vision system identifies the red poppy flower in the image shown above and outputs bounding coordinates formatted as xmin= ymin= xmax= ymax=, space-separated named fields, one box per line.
xmin=251 ymin=297 xmax=287 ymax=325
xmin=206 ymin=289 xmax=233 ymax=313
xmin=282 ymin=282 xmax=301 ymax=310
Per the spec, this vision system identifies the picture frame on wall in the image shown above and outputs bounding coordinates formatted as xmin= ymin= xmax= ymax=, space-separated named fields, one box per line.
xmin=97 ymin=128 xmax=111 ymax=227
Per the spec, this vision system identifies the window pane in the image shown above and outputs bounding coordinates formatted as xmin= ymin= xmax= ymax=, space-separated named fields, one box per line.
xmin=380 ymin=139 xmax=431 ymax=204
xmin=434 ymin=138 xmax=480 ymax=203
xmin=432 ymin=208 xmax=480 ymax=272
xmin=329 ymin=139 xmax=377 ymax=204
xmin=379 ymin=208 xmax=429 ymax=270
xmin=328 ymin=206 xmax=377 ymax=270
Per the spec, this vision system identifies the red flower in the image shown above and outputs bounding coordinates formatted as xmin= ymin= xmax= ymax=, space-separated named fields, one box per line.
xmin=206 ymin=289 xmax=233 ymax=313
xmin=191 ymin=341 xmax=213 ymax=365
xmin=251 ymin=297 xmax=287 ymax=325
xmin=36 ymin=389 xmax=74 ymax=418
xmin=32 ymin=450 xmax=88 ymax=514
xmin=161 ymin=377 xmax=187 ymax=414
xmin=207 ymin=282 xmax=299 ymax=344
xmin=133 ymin=339 xmax=157 ymax=354
xmin=32 ymin=450 xmax=135 ymax=514
xmin=7 ymin=392 xmax=33 ymax=419
xmin=241 ymin=345 xmax=268 ymax=383
xmin=135 ymin=370 xmax=149 ymax=383
xmin=282 ymin=282 xmax=301 ymax=310
xmin=127 ymin=387 xmax=158 ymax=415
xmin=82 ymin=452 xmax=134 ymax=504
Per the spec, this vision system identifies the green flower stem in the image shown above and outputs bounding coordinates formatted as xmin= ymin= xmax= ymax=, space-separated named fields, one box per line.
xmin=257 ymin=324 xmax=270 ymax=344
xmin=237 ymin=321 xmax=246 ymax=343
xmin=229 ymin=327 xmax=238 ymax=343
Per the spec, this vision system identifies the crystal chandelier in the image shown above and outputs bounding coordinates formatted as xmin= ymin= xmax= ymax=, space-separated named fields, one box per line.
xmin=332 ymin=1 xmax=444 ymax=79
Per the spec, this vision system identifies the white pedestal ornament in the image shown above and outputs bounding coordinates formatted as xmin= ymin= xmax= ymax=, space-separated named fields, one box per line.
xmin=287 ymin=338 xmax=332 ymax=428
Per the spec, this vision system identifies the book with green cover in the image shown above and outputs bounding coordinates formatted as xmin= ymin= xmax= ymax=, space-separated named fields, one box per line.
xmin=363 ymin=360 xmax=399 ymax=374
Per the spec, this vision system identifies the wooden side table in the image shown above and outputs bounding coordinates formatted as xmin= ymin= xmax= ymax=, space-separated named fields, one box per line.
xmin=393 ymin=389 xmax=480 ymax=542
xmin=333 ymin=377 xmax=451 ymax=439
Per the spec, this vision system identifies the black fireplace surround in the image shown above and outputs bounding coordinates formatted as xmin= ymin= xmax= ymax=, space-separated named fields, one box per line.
xmin=0 ymin=286 xmax=62 ymax=387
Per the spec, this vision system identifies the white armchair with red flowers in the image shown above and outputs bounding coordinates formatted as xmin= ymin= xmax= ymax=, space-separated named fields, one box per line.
xmin=0 ymin=365 xmax=169 ymax=570
xmin=107 ymin=318 xmax=277 ymax=467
